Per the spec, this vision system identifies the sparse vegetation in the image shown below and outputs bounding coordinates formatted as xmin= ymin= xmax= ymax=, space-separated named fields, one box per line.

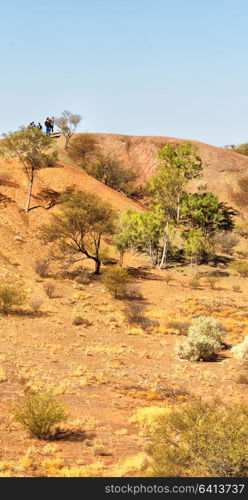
xmin=29 ymin=298 xmax=43 ymax=315
xmin=124 ymin=302 xmax=147 ymax=325
xmin=231 ymin=260 xmax=248 ymax=277
xmin=13 ymin=390 xmax=69 ymax=439
xmin=44 ymin=282 xmax=55 ymax=298
xmin=72 ymin=315 xmax=92 ymax=327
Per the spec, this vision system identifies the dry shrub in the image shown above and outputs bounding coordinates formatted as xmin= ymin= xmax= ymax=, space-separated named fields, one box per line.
xmin=124 ymin=302 xmax=147 ymax=325
xmin=35 ymin=259 xmax=50 ymax=278
xmin=236 ymin=373 xmax=248 ymax=384
xmin=72 ymin=315 xmax=92 ymax=327
xmin=231 ymin=336 xmax=248 ymax=365
xmin=166 ymin=320 xmax=190 ymax=335
xmin=13 ymin=390 xmax=68 ymax=439
xmin=231 ymin=260 xmax=248 ymax=277
xmin=232 ymin=285 xmax=241 ymax=293
xmin=164 ymin=273 xmax=173 ymax=285
xmin=205 ymin=276 xmax=219 ymax=290
xmin=214 ymin=231 xmax=239 ymax=255
xmin=44 ymin=282 xmax=55 ymax=298
xmin=124 ymin=285 xmax=143 ymax=300
xmin=177 ymin=316 xmax=226 ymax=361
xmin=29 ymin=297 xmax=43 ymax=315
xmin=188 ymin=277 xmax=201 ymax=289
xmin=0 ymin=284 xmax=26 ymax=315
xmin=102 ymin=266 xmax=129 ymax=298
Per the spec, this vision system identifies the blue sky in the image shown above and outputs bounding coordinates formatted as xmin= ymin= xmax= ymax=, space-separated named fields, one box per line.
xmin=1 ymin=0 xmax=247 ymax=146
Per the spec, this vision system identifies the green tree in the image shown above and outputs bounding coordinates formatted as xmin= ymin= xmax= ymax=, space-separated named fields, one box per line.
xmin=116 ymin=207 xmax=166 ymax=267
xmin=0 ymin=127 xmax=57 ymax=212
xmin=183 ymin=227 xmax=205 ymax=269
xmin=39 ymin=191 xmax=117 ymax=274
xmin=149 ymin=142 xmax=202 ymax=267
xmin=181 ymin=192 xmax=236 ymax=239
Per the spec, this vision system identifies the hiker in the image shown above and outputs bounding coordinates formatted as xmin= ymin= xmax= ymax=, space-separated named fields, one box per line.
xmin=50 ymin=117 xmax=55 ymax=133
xmin=37 ymin=122 xmax=42 ymax=131
xmin=45 ymin=118 xmax=52 ymax=136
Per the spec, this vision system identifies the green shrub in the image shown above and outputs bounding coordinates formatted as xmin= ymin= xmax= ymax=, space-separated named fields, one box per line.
xmin=231 ymin=260 xmax=248 ymax=277
xmin=177 ymin=316 xmax=226 ymax=361
xmin=102 ymin=266 xmax=129 ymax=298
xmin=0 ymin=284 xmax=26 ymax=314
xmin=231 ymin=336 xmax=248 ymax=365
xmin=145 ymin=399 xmax=248 ymax=477
xmin=13 ymin=390 xmax=68 ymax=439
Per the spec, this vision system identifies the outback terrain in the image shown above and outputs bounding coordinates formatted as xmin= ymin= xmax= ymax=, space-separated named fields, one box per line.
xmin=0 ymin=133 xmax=248 ymax=477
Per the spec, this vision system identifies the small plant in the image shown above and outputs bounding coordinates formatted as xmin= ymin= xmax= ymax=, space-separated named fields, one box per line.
xmin=124 ymin=302 xmax=147 ymax=325
xmin=34 ymin=259 xmax=50 ymax=278
xmin=232 ymin=285 xmax=241 ymax=293
xmin=166 ymin=320 xmax=190 ymax=335
xmin=44 ymin=282 xmax=55 ymax=298
xmin=231 ymin=336 xmax=248 ymax=365
xmin=0 ymin=284 xmax=26 ymax=315
xmin=177 ymin=316 xmax=226 ymax=361
xmin=72 ymin=315 xmax=92 ymax=327
xmin=188 ymin=277 xmax=201 ymax=289
xmin=124 ymin=285 xmax=143 ymax=300
xmin=13 ymin=390 xmax=68 ymax=439
xmin=231 ymin=260 xmax=248 ymax=277
xmin=236 ymin=373 xmax=248 ymax=384
xmin=205 ymin=276 xmax=219 ymax=290
xmin=29 ymin=297 xmax=43 ymax=315
xmin=164 ymin=273 xmax=173 ymax=285
xmin=102 ymin=266 xmax=129 ymax=298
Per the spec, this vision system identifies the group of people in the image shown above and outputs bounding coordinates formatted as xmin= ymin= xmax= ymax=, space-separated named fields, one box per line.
xmin=28 ymin=117 xmax=55 ymax=136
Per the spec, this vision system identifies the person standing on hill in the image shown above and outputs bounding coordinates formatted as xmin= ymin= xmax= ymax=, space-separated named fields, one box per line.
xmin=45 ymin=118 xmax=52 ymax=136
xmin=50 ymin=117 xmax=55 ymax=133
xmin=37 ymin=122 xmax=42 ymax=131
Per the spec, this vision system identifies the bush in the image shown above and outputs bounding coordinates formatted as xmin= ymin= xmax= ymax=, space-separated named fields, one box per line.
xmin=124 ymin=302 xmax=147 ymax=325
xmin=188 ymin=277 xmax=201 ymax=289
xmin=145 ymin=399 xmax=248 ymax=477
xmin=231 ymin=336 xmax=248 ymax=365
xmin=44 ymin=282 xmax=55 ymax=298
xmin=177 ymin=316 xmax=226 ymax=361
xmin=72 ymin=315 xmax=92 ymax=327
xmin=231 ymin=260 xmax=248 ymax=277
xmin=233 ymin=285 xmax=241 ymax=293
xmin=164 ymin=273 xmax=173 ymax=285
xmin=35 ymin=259 xmax=50 ymax=278
xmin=124 ymin=285 xmax=143 ymax=300
xmin=13 ymin=390 xmax=68 ymax=439
xmin=205 ymin=276 xmax=219 ymax=290
xmin=214 ymin=231 xmax=239 ymax=255
xmin=0 ymin=284 xmax=26 ymax=314
xmin=68 ymin=133 xmax=98 ymax=163
xmin=29 ymin=297 xmax=43 ymax=315
xmin=102 ymin=266 xmax=129 ymax=298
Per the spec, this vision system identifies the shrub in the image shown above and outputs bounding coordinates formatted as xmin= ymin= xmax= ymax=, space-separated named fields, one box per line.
xmin=124 ymin=302 xmax=147 ymax=325
xmin=145 ymin=399 xmax=248 ymax=477
xmin=72 ymin=315 xmax=92 ymax=327
xmin=188 ymin=277 xmax=201 ymax=289
xmin=102 ymin=266 xmax=129 ymax=298
xmin=164 ymin=273 xmax=173 ymax=285
xmin=232 ymin=285 xmax=241 ymax=293
xmin=236 ymin=373 xmax=248 ymax=384
xmin=124 ymin=285 xmax=143 ymax=300
xmin=29 ymin=297 xmax=43 ymax=315
xmin=231 ymin=336 xmax=248 ymax=365
xmin=0 ymin=284 xmax=26 ymax=314
xmin=13 ymin=390 xmax=68 ymax=439
xmin=205 ymin=276 xmax=219 ymax=290
xmin=177 ymin=316 xmax=226 ymax=361
xmin=214 ymin=231 xmax=239 ymax=255
xmin=231 ymin=260 xmax=248 ymax=277
xmin=35 ymin=259 xmax=50 ymax=278
xmin=44 ymin=282 xmax=55 ymax=298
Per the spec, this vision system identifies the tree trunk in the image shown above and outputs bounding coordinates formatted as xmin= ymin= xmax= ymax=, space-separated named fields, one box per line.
xmin=159 ymin=220 xmax=169 ymax=269
xmin=94 ymin=259 xmax=101 ymax=274
xmin=25 ymin=173 xmax=34 ymax=212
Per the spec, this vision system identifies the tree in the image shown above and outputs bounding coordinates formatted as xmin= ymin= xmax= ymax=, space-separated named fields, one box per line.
xmin=0 ymin=127 xmax=57 ymax=212
xmin=183 ymin=228 xmax=205 ymax=268
xmin=68 ymin=133 xmax=98 ymax=163
xmin=39 ymin=191 xmax=117 ymax=274
xmin=181 ymin=192 xmax=236 ymax=239
xmin=55 ymin=110 xmax=82 ymax=149
xmin=148 ymin=142 xmax=202 ymax=267
xmin=116 ymin=207 xmax=167 ymax=267
xmin=82 ymin=154 xmax=139 ymax=197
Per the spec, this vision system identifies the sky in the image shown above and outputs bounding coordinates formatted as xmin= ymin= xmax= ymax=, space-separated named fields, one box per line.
xmin=1 ymin=0 xmax=248 ymax=146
